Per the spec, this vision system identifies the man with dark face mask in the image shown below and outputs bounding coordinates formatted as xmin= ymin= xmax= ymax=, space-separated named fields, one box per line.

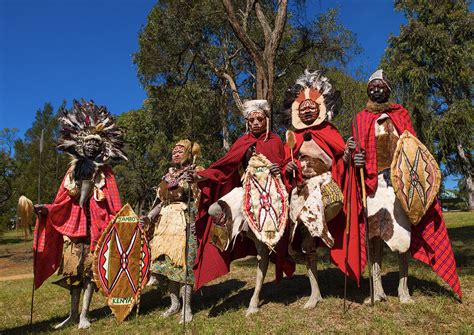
xmin=33 ymin=100 xmax=126 ymax=329
xmin=348 ymin=69 xmax=461 ymax=303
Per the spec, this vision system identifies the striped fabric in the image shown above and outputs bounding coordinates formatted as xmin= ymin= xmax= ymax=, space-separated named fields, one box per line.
xmin=353 ymin=103 xmax=462 ymax=299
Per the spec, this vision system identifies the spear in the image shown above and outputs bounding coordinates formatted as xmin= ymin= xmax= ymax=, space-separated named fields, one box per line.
xmin=353 ymin=117 xmax=374 ymax=306
xmin=30 ymin=129 xmax=44 ymax=330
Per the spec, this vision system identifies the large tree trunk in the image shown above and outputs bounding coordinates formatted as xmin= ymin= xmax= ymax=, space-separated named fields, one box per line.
xmin=457 ymin=143 xmax=474 ymax=210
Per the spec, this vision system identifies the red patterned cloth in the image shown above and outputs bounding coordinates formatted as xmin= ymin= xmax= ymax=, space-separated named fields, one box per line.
xmin=193 ymin=132 xmax=295 ymax=290
xmin=353 ymin=103 xmax=462 ymax=299
xmin=33 ymin=165 xmax=122 ymax=289
xmin=283 ymin=122 xmax=364 ymax=284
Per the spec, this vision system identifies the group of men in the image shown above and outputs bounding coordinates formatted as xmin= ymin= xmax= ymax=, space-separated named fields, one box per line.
xmin=33 ymin=69 xmax=461 ymax=329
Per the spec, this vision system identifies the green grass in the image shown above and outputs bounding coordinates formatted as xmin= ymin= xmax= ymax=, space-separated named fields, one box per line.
xmin=1 ymin=212 xmax=473 ymax=334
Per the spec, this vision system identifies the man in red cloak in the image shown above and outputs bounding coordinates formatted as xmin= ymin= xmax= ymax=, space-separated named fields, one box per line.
xmin=193 ymin=100 xmax=295 ymax=302
xmin=349 ymin=69 xmax=461 ymax=302
xmin=283 ymin=70 xmax=363 ymax=308
xmin=33 ymin=100 xmax=126 ymax=329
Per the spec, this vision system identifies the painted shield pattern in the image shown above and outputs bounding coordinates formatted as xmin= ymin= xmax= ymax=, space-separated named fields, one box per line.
xmin=391 ymin=131 xmax=441 ymax=225
xmin=241 ymin=153 xmax=289 ymax=249
xmin=93 ymin=203 xmax=151 ymax=322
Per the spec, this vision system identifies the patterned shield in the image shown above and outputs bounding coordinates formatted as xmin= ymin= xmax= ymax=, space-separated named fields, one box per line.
xmin=242 ymin=154 xmax=288 ymax=249
xmin=391 ymin=131 xmax=441 ymax=225
xmin=93 ymin=203 xmax=151 ymax=322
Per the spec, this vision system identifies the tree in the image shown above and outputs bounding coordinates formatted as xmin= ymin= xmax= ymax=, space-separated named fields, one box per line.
xmin=0 ymin=128 xmax=19 ymax=230
xmin=382 ymin=0 xmax=474 ymax=209
xmin=13 ymin=103 xmax=69 ymax=207
xmin=134 ymin=1 xmax=360 ymax=152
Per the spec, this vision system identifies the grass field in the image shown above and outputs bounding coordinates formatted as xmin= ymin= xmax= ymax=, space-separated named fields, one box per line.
xmin=0 ymin=211 xmax=473 ymax=334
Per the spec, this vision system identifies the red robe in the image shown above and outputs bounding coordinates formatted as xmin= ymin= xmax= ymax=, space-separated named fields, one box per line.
xmin=33 ymin=165 xmax=122 ymax=289
xmin=193 ymin=132 xmax=295 ymax=289
xmin=353 ymin=103 xmax=462 ymax=299
xmin=283 ymin=122 xmax=364 ymax=284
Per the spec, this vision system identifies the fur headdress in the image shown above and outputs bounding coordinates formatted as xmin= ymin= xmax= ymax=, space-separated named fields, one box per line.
xmin=57 ymin=99 xmax=127 ymax=164
xmin=368 ymin=69 xmax=392 ymax=91
xmin=283 ymin=70 xmax=341 ymax=130
xmin=242 ymin=99 xmax=270 ymax=139
xmin=242 ymin=100 xmax=270 ymax=119
xmin=174 ymin=139 xmax=201 ymax=164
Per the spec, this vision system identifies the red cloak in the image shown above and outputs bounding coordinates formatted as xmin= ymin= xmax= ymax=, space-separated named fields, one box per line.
xmin=353 ymin=103 xmax=462 ymax=299
xmin=33 ymin=165 xmax=122 ymax=289
xmin=283 ymin=122 xmax=364 ymax=284
xmin=193 ymin=132 xmax=295 ymax=289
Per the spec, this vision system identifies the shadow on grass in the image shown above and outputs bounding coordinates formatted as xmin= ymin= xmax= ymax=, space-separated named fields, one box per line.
xmin=205 ymin=265 xmax=461 ymax=317
xmin=0 ymin=238 xmax=31 ymax=245
xmin=1 ymin=305 xmax=111 ymax=335
xmin=448 ymin=225 xmax=474 ymax=275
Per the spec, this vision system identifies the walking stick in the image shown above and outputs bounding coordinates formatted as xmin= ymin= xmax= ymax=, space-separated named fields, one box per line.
xmin=353 ymin=118 xmax=374 ymax=306
xmin=343 ymin=156 xmax=353 ymax=313
xmin=30 ymin=129 xmax=44 ymax=330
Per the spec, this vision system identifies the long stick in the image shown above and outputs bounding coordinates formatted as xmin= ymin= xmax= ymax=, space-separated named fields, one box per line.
xmin=353 ymin=119 xmax=374 ymax=306
xmin=343 ymin=158 xmax=353 ymax=313
xmin=30 ymin=129 xmax=44 ymax=330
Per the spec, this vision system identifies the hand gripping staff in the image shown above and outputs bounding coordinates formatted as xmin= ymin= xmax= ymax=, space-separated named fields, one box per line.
xmin=353 ymin=117 xmax=374 ymax=306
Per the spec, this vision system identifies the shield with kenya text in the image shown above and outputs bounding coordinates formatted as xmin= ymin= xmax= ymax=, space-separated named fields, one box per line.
xmin=242 ymin=153 xmax=288 ymax=249
xmin=93 ymin=203 xmax=151 ymax=322
xmin=391 ymin=131 xmax=441 ymax=225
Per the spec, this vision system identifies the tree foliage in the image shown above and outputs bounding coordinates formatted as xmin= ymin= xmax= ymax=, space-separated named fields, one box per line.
xmin=382 ymin=0 xmax=474 ymax=209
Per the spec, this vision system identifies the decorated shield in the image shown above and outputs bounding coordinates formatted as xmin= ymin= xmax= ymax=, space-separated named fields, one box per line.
xmin=391 ymin=131 xmax=441 ymax=225
xmin=93 ymin=203 xmax=151 ymax=322
xmin=241 ymin=154 xmax=288 ymax=249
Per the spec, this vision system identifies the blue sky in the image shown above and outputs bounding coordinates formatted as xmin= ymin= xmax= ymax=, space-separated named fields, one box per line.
xmin=1 ymin=0 xmax=407 ymax=136
xmin=0 ymin=0 xmax=460 ymax=188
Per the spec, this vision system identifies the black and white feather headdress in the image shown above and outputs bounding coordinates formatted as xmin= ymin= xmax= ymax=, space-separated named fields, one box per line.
xmin=57 ymin=99 xmax=127 ymax=164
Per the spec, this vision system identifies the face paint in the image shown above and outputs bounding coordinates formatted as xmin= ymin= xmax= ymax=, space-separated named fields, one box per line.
xmin=367 ymin=79 xmax=390 ymax=103
xmin=298 ymin=99 xmax=320 ymax=125
xmin=171 ymin=145 xmax=186 ymax=165
xmin=247 ymin=111 xmax=267 ymax=137
xmin=83 ymin=138 xmax=102 ymax=159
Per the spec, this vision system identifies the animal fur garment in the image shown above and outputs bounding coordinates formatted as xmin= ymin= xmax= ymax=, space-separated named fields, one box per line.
xmin=242 ymin=100 xmax=271 ymax=119
xmin=150 ymin=202 xmax=188 ymax=268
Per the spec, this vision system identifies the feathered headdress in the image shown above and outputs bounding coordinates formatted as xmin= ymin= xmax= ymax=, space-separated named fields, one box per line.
xmin=283 ymin=70 xmax=341 ymax=130
xmin=57 ymin=99 xmax=127 ymax=164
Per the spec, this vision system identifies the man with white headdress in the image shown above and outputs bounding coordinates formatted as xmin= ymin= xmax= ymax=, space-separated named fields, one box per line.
xmin=193 ymin=100 xmax=294 ymax=300
xmin=348 ymin=69 xmax=461 ymax=302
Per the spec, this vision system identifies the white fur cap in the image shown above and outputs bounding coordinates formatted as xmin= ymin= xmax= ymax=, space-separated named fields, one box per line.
xmin=368 ymin=69 xmax=392 ymax=91
xmin=242 ymin=99 xmax=270 ymax=118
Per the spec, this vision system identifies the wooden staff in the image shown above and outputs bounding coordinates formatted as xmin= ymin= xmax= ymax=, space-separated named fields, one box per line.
xmin=343 ymin=154 xmax=353 ymax=313
xmin=353 ymin=118 xmax=374 ymax=306
xmin=286 ymin=130 xmax=296 ymax=178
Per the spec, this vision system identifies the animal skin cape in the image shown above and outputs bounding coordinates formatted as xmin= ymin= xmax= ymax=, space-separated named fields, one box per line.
xmin=193 ymin=132 xmax=295 ymax=290
xmin=283 ymin=121 xmax=364 ymax=285
xmin=353 ymin=103 xmax=461 ymax=299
